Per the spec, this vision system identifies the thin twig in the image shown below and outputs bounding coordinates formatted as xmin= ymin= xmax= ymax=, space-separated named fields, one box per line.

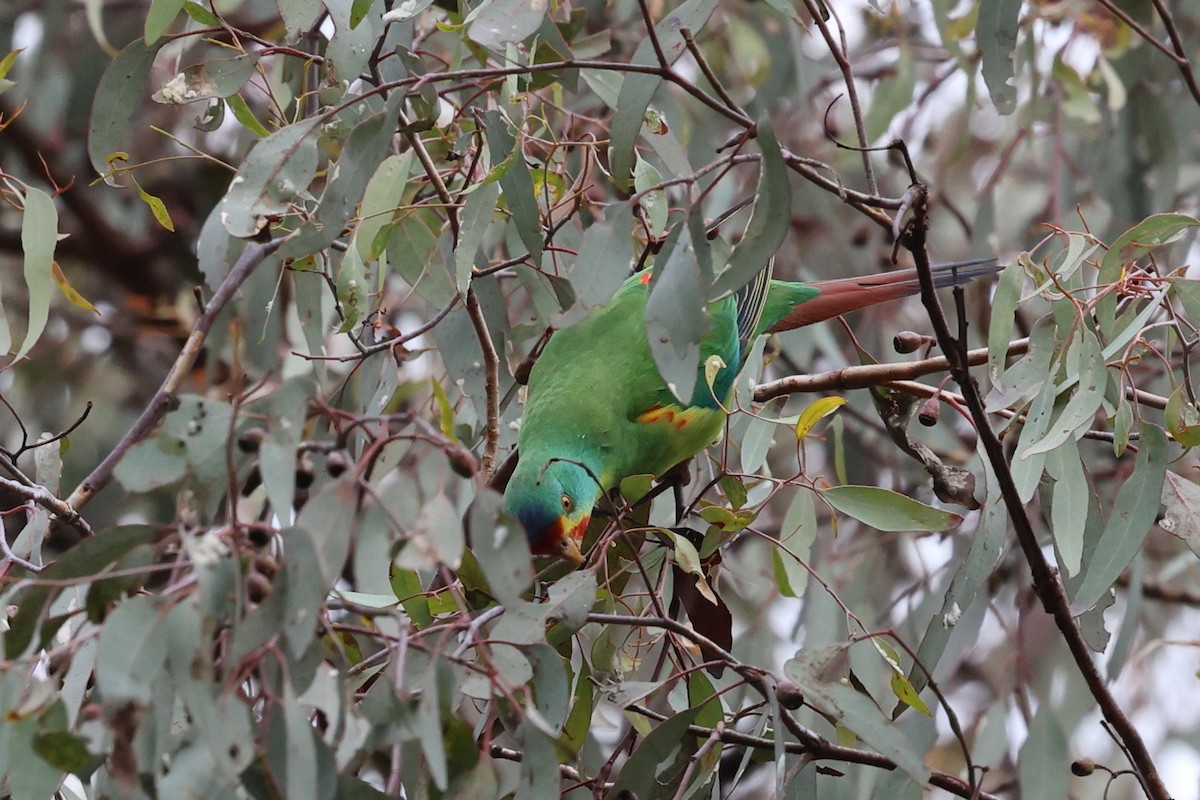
xmin=292 ymin=292 xmax=462 ymax=362
xmin=399 ymin=108 xmax=460 ymax=242
xmin=799 ymin=0 xmax=877 ymax=193
xmin=636 ymin=0 xmax=669 ymax=68
xmin=490 ymin=745 xmax=594 ymax=787
xmin=465 ymin=287 xmax=501 ymax=479
xmin=1093 ymin=0 xmax=1200 ymax=108
xmin=680 ymin=28 xmax=744 ymax=118
xmin=1147 ymin=0 xmax=1200 ymax=107
xmin=629 ymin=703 xmax=999 ymax=800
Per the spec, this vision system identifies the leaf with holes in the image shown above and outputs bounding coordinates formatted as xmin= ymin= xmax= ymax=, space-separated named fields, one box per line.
xmin=218 ymin=117 xmax=322 ymax=238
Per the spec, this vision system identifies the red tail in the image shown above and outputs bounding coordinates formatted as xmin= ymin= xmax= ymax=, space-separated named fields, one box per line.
xmin=768 ymin=259 xmax=999 ymax=333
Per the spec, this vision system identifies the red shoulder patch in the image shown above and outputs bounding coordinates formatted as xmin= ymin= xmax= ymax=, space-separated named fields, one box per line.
xmin=637 ymin=403 xmax=687 ymax=428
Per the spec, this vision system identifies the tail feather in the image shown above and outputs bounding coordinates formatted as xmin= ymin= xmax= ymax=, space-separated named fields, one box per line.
xmin=768 ymin=258 xmax=1000 ymax=333
xmin=734 ymin=257 xmax=774 ymax=362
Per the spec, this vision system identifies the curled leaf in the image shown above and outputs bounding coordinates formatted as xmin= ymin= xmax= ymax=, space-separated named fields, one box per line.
xmin=795 ymin=396 xmax=846 ymax=439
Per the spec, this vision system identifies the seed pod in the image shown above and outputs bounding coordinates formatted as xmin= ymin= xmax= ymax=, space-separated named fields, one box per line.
xmin=325 ymin=450 xmax=350 ymax=477
xmin=893 ymin=331 xmax=931 ymax=354
xmin=776 ymin=679 xmax=805 ymax=710
xmin=918 ymin=396 xmax=941 ymax=427
xmin=237 ymin=428 xmax=267 ymax=453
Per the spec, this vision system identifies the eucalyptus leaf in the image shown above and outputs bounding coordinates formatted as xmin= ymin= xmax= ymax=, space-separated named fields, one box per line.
xmin=603 ymin=706 xmax=704 ymax=799
xmin=468 ymin=0 xmax=546 ymax=48
xmin=483 ymin=110 xmax=542 ymax=265
xmin=646 ymin=228 xmax=711 ymax=404
xmin=1159 ymin=471 xmax=1200 ymax=559
xmin=95 ymin=595 xmax=170 ymax=703
xmin=608 ymin=0 xmax=720 ymax=187
xmin=89 ymin=38 xmax=164 ymax=180
xmin=219 ymin=117 xmax=322 ymax=238
xmin=785 ymin=646 xmax=931 ymax=784
xmin=1097 ymin=213 xmax=1199 ymax=333
xmin=152 ymin=54 xmax=260 ymax=104
xmin=356 ymin=153 xmax=415 ymax=263
xmin=1071 ymin=424 xmax=1168 ymax=614
xmin=711 ymin=122 xmax=791 ymax=299
xmin=474 ymin=489 xmax=534 ymax=607
xmin=977 ymin=0 xmax=1020 ymax=114
xmin=280 ymin=105 xmax=401 ymax=260
xmin=14 ymin=187 xmax=57 ymax=362
xmin=455 ymin=180 xmax=501 ymax=292
xmin=821 ymin=485 xmax=962 ymax=532
xmin=1017 ymin=707 xmax=1068 ymax=800
xmin=773 ymin=489 xmax=817 ymax=598
xmin=1045 ymin=439 xmax=1089 ymax=575
xmin=557 ymin=205 xmax=635 ymax=324
xmin=1020 ymin=327 xmax=1107 ymax=458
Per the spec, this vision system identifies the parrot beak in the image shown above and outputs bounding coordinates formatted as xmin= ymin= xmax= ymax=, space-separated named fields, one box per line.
xmin=557 ymin=536 xmax=584 ymax=564
xmin=551 ymin=513 xmax=590 ymax=564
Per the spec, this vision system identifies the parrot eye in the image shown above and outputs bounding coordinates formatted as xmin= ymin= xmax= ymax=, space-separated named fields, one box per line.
xmin=561 ymin=494 xmax=573 ymax=512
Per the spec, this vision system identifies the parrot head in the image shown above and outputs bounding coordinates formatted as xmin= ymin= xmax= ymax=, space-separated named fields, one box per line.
xmin=504 ymin=457 xmax=600 ymax=563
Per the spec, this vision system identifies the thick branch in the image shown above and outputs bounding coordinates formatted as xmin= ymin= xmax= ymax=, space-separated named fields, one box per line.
xmin=0 ymin=474 xmax=93 ymax=538
xmin=754 ymin=339 xmax=1029 ymax=401
xmin=901 ymin=185 xmax=1170 ymax=800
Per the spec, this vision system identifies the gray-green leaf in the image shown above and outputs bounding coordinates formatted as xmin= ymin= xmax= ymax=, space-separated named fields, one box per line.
xmin=821 ymin=485 xmax=962 ymax=532
xmin=15 ymin=186 xmax=57 ymax=361
xmin=1071 ymin=424 xmax=1168 ymax=614
xmin=219 ymin=118 xmax=322 ymax=238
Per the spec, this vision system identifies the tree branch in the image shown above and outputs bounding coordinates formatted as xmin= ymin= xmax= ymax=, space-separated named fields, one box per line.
xmin=465 ymin=287 xmax=501 ymax=480
xmin=66 ymin=237 xmax=288 ymax=512
xmin=588 ymin=612 xmax=997 ymax=800
xmin=899 ymin=181 xmax=1170 ymax=800
xmin=754 ymin=339 xmax=1029 ymax=401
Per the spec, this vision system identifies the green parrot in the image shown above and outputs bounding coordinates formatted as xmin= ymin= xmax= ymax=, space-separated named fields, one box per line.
xmin=503 ymin=259 xmax=998 ymax=562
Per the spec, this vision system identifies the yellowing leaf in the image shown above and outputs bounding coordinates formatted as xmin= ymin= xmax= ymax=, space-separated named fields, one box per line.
xmin=699 ymin=505 xmax=756 ymax=532
xmin=0 ymin=49 xmax=20 ymax=82
xmin=795 ymin=396 xmax=847 ymax=439
xmin=1165 ymin=384 xmax=1200 ymax=447
xmin=703 ymin=354 xmax=726 ymax=393
xmin=699 ymin=505 xmax=738 ymax=529
xmin=890 ymin=672 xmax=932 ymax=717
xmin=51 ymin=263 xmax=99 ymax=314
xmin=430 ymin=378 xmax=457 ymax=442
xmin=871 ymin=637 xmax=932 ymax=716
xmin=134 ymin=180 xmax=175 ymax=232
